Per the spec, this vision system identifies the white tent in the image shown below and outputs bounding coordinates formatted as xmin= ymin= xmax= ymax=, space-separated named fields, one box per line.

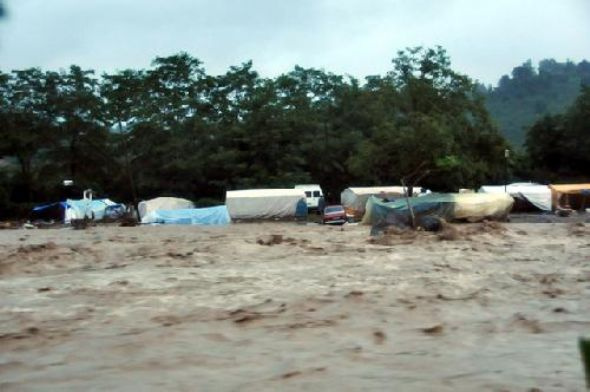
xmin=478 ymin=183 xmax=552 ymax=211
xmin=226 ymin=189 xmax=306 ymax=219
xmin=341 ymin=186 xmax=428 ymax=213
xmin=138 ymin=197 xmax=194 ymax=221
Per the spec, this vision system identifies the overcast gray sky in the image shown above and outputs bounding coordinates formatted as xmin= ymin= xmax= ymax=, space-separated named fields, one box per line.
xmin=1 ymin=0 xmax=589 ymax=85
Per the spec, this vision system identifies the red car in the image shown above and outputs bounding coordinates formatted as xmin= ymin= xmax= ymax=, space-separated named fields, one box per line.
xmin=322 ymin=205 xmax=347 ymax=225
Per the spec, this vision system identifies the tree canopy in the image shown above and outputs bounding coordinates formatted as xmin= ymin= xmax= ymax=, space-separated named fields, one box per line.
xmin=0 ymin=47 xmax=521 ymax=217
xmin=525 ymin=86 xmax=590 ymax=183
xmin=350 ymin=47 xmax=507 ymax=193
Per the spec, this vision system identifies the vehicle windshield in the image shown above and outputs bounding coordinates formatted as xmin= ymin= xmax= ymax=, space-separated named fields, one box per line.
xmin=324 ymin=206 xmax=344 ymax=213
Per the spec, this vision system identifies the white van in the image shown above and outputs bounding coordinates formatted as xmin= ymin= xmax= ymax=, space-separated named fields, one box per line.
xmin=294 ymin=184 xmax=324 ymax=209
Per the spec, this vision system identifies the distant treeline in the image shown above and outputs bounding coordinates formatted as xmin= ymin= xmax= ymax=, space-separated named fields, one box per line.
xmin=482 ymin=59 xmax=590 ymax=146
xmin=524 ymin=86 xmax=590 ymax=183
xmin=0 ymin=46 xmax=587 ymax=218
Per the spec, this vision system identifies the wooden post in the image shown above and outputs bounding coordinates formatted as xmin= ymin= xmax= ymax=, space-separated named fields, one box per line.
xmin=401 ymin=178 xmax=416 ymax=229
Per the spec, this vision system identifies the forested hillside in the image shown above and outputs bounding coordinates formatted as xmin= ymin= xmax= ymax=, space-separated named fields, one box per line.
xmin=525 ymin=85 xmax=590 ymax=183
xmin=0 ymin=47 xmax=509 ymax=217
xmin=483 ymin=59 xmax=590 ymax=146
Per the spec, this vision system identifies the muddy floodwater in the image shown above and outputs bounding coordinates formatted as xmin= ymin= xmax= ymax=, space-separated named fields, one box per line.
xmin=1 ymin=222 xmax=589 ymax=391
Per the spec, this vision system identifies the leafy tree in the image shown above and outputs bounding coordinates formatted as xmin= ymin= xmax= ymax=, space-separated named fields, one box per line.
xmin=100 ymin=69 xmax=147 ymax=203
xmin=350 ymin=47 xmax=507 ymax=194
xmin=39 ymin=66 xmax=110 ymax=193
xmin=273 ymin=66 xmax=359 ymax=197
xmin=525 ymin=86 xmax=590 ymax=182
xmin=132 ymin=53 xmax=209 ymax=198
xmin=144 ymin=52 xmax=205 ymax=127
xmin=0 ymin=47 xmax=518 ymax=217
xmin=566 ymin=86 xmax=590 ymax=171
xmin=525 ymin=114 xmax=566 ymax=180
xmin=0 ymin=69 xmax=58 ymax=201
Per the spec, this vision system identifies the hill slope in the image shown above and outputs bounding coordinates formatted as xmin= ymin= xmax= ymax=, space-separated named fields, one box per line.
xmin=483 ymin=59 xmax=590 ymax=147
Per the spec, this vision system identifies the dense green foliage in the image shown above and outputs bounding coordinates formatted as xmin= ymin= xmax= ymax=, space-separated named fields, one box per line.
xmin=483 ymin=59 xmax=590 ymax=146
xmin=0 ymin=47 xmax=510 ymax=217
xmin=350 ymin=47 xmax=507 ymax=193
xmin=524 ymin=86 xmax=590 ymax=183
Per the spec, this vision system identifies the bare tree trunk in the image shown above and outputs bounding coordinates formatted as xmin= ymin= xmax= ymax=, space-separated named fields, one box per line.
xmin=17 ymin=155 xmax=33 ymax=202
xmin=401 ymin=178 xmax=416 ymax=229
xmin=401 ymin=164 xmax=432 ymax=230
xmin=118 ymin=120 xmax=140 ymax=221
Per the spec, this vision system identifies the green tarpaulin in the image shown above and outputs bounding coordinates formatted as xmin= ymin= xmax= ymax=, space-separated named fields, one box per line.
xmin=362 ymin=193 xmax=514 ymax=226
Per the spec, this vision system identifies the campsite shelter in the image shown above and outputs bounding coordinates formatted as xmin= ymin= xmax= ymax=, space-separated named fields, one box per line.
xmin=225 ymin=189 xmax=306 ymax=219
xmin=362 ymin=193 xmax=514 ymax=226
xmin=341 ymin=186 xmax=427 ymax=217
xmin=67 ymin=198 xmax=125 ymax=221
xmin=31 ymin=199 xmax=125 ymax=223
xmin=138 ymin=197 xmax=194 ymax=220
xmin=478 ymin=183 xmax=552 ymax=212
xmin=141 ymin=205 xmax=231 ymax=225
xmin=549 ymin=184 xmax=590 ymax=210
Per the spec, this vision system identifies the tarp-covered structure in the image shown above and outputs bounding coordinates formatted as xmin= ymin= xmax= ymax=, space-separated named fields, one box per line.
xmin=67 ymin=199 xmax=126 ymax=222
xmin=138 ymin=197 xmax=194 ymax=220
xmin=479 ymin=183 xmax=552 ymax=212
xmin=549 ymin=184 xmax=590 ymax=210
xmin=226 ymin=189 xmax=306 ymax=219
xmin=31 ymin=199 xmax=125 ymax=223
xmin=341 ymin=186 xmax=428 ymax=217
xmin=362 ymin=193 xmax=514 ymax=226
xmin=141 ymin=205 xmax=231 ymax=225
xmin=31 ymin=202 xmax=69 ymax=222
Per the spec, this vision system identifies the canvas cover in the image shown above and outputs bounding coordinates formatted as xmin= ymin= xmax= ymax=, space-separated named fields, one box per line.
xmin=341 ymin=186 xmax=429 ymax=217
xmin=226 ymin=189 xmax=306 ymax=219
xmin=362 ymin=193 xmax=514 ymax=225
xmin=479 ymin=183 xmax=552 ymax=211
xmin=66 ymin=198 xmax=125 ymax=222
xmin=31 ymin=199 xmax=124 ymax=223
xmin=141 ymin=205 xmax=231 ymax=225
xmin=138 ymin=197 xmax=194 ymax=219
xmin=549 ymin=184 xmax=590 ymax=194
xmin=549 ymin=184 xmax=590 ymax=210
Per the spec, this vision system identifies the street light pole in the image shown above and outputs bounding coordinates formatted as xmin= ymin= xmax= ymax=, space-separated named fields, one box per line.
xmin=504 ymin=149 xmax=510 ymax=193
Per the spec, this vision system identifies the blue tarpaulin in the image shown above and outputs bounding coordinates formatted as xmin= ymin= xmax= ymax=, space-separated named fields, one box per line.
xmin=141 ymin=205 xmax=231 ymax=225
xmin=31 ymin=198 xmax=125 ymax=223
xmin=67 ymin=198 xmax=126 ymax=221
xmin=31 ymin=202 xmax=68 ymax=222
xmin=32 ymin=201 xmax=68 ymax=212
